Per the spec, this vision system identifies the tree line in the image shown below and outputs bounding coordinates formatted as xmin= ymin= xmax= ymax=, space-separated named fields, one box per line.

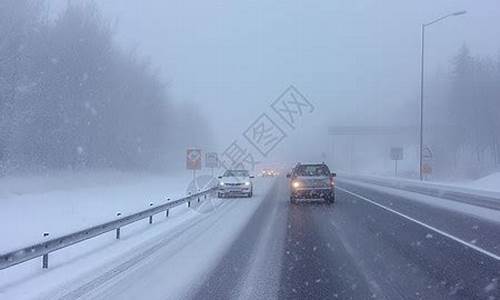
xmin=428 ymin=45 xmax=500 ymax=179
xmin=0 ymin=1 xmax=211 ymax=174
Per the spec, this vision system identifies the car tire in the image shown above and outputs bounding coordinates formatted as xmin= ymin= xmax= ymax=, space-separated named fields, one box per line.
xmin=217 ymin=192 xmax=223 ymax=198
xmin=248 ymin=190 xmax=253 ymax=198
xmin=326 ymin=194 xmax=335 ymax=204
xmin=290 ymin=196 xmax=296 ymax=204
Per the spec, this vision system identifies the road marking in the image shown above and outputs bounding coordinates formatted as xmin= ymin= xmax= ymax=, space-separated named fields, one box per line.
xmin=337 ymin=187 xmax=500 ymax=261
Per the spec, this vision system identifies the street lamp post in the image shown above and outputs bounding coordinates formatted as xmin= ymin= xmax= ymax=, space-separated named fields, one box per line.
xmin=419 ymin=10 xmax=466 ymax=181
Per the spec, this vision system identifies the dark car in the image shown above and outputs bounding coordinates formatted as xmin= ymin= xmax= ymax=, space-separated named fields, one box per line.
xmin=286 ymin=163 xmax=336 ymax=204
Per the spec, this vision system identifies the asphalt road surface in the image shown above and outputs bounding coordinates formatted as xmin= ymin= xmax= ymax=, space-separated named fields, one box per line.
xmin=189 ymin=177 xmax=500 ymax=300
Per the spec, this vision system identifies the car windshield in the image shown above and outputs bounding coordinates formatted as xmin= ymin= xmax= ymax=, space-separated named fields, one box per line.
xmin=295 ymin=165 xmax=330 ymax=177
xmin=223 ymin=170 xmax=249 ymax=177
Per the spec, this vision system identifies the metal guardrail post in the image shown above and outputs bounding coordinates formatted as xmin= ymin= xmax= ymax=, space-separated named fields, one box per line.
xmin=42 ymin=232 xmax=49 ymax=269
xmin=149 ymin=203 xmax=154 ymax=224
xmin=116 ymin=212 xmax=122 ymax=239
xmin=42 ymin=254 xmax=48 ymax=269
xmin=166 ymin=198 xmax=170 ymax=217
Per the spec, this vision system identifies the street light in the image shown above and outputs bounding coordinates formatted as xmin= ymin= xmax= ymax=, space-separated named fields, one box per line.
xmin=419 ymin=10 xmax=466 ymax=181
xmin=452 ymin=11 xmax=467 ymax=17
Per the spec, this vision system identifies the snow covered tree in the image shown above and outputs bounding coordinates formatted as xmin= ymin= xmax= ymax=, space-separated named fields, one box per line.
xmin=1 ymin=1 xmax=212 ymax=174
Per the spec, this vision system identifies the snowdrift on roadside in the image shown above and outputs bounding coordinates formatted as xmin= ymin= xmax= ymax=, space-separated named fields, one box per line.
xmin=469 ymin=172 xmax=500 ymax=193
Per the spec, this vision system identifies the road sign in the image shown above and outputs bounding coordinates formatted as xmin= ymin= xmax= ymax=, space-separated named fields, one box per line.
xmin=422 ymin=163 xmax=432 ymax=175
xmin=390 ymin=147 xmax=403 ymax=176
xmin=186 ymin=149 xmax=202 ymax=170
xmin=205 ymin=152 xmax=219 ymax=168
xmin=423 ymin=146 xmax=433 ymax=161
xmin=390 ymin=147 xmax=404 ymax=161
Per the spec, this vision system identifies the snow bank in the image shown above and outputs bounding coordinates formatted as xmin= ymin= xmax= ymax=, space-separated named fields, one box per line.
xmin=0 ymin=170 xmax=203 ymax=299
xmin=469 ymin=172 xmax=500 ymax=193
xmin=342 ymin=173 xmax=500 ymax=201
xmin=0 ymin=171 xmax=192 ymax=253
xmin=0 ymin=174 xmax=273 ymax=300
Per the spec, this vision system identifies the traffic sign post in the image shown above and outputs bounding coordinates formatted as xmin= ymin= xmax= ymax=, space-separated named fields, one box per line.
xmin=422 ymin=163 xmax=432 ymax=174
xmin=422 ymin=146 xmax=433 ymax=161
xmin=205 ymin=152 xmax=219 ymax=177
xmin=187 ymin=149 xmax=202 ymax=170
xmin=390 ymin=147 xmax=404 ymax=177
xmin=187 ymin=149 xmax=202 ymax=191
xmin=422 ymin=145 xmax=432 ymax=180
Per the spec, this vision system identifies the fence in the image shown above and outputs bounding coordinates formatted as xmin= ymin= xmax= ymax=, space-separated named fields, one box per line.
xmin=0 ymin=188 xmax=216 ymax=270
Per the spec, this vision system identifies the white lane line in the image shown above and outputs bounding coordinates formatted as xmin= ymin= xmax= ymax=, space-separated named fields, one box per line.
xmin=337 ymin=186 xmax=500 ymax=261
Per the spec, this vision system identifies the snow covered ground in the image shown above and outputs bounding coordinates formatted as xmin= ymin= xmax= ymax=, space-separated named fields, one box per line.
xmin=0 ymin=171 xmax=273 ymax=300
xmin=468 ymin=172 xmax=500 ymax=192
xmin=0 ymin=171 xmax=193 ymax=253
xmin=344 ymin=172 xmax=500 ymax=199
xmin=0 ymin=171 xmax=190 ymax=298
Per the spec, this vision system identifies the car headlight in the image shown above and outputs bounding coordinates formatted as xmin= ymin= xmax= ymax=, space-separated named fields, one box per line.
xmin=219 ymin=182 xmax=225 ymax=186
xmin=292 ymin=181 xmax=301 ymax=189
xmin=245 ymin=181 xmax=251 ymax=186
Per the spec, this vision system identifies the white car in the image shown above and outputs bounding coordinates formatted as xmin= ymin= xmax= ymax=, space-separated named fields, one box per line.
xmin=218 ymin=170 xmax=254 ymax=198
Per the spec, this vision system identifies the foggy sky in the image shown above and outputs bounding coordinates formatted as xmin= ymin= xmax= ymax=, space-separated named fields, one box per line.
xmin=52 ymin=0 xmax=500 ymax=164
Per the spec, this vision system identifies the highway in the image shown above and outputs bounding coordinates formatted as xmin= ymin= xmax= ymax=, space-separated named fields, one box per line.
xmin=48 ymin=176 xmax=500 ymax=300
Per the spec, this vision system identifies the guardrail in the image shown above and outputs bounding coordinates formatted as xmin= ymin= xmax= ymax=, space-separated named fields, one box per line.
xmin=0 ymin=188 xmax=216 ymax=270
xmin=341 ymin=174 xmax=500 ymax=210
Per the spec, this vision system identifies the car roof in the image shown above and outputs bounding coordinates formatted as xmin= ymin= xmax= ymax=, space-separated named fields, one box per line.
xmin=295 ymin=163 xmax=328 ymax=167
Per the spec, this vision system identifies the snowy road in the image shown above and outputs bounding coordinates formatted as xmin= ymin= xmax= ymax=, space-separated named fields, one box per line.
xmin=188 ymin=177 xmax=500 ymax=299
xmin=4 ymin=176 xmax=500 ymax=299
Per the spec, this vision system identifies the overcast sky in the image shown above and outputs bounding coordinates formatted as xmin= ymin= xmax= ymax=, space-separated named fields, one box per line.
xmin=52 ymin=0 xmax=500 ymax=163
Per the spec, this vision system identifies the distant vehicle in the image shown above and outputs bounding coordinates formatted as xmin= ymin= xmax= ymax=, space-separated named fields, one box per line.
xmin=286 ymin=163 xmax=336 ymax=204
xmin=261 ymin=169 xmax=279 ymax=177
xmin=218 ymin=170 xmax=254 ymax=198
